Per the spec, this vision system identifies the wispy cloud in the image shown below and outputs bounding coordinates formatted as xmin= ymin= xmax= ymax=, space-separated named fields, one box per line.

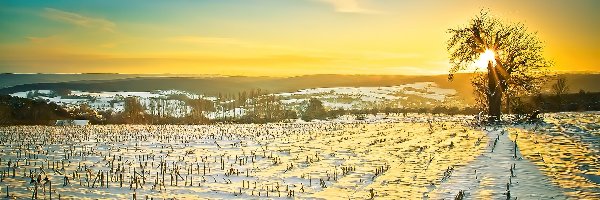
xmin=43 ymin=8 xmax=116 ymax=32
xmin=379 ymin=66 xmax=448 ymax=75
xmin=316 ymin=0 xmax=378 ymax=14
xmin=25 ymin=35 xmax=60 ymax=43
xmin=361 ymin=51 xmax=421 ymax=60
xmin=167 ymin=36 xmax=245 ymax=45
xmin=166 ymin=35 xmax=315 ymax=52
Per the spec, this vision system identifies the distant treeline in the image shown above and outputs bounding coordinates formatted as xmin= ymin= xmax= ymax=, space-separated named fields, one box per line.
xmin=1 ymin=91 xmax=599 ymax=125
xmin=0 ymin=95 xmax=71 ymax=125
xmin=515 ymin=91 xmax=600 ymax=113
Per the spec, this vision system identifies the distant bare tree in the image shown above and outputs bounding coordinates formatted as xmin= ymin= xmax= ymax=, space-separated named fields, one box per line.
xmin=302 ymin=98 xmax=326 ymax=121
xmin=188 ymin=98 xmax=214 ymax=123
xmin=551 ymin=76 xmax=569 ymax=110
xmin=123 ymin=97 xmax=146 ymax=124
xmin=552 ymin=76 xmax=569 ymax=96
xmin=0 ymin=104 xmax=11 ymax=124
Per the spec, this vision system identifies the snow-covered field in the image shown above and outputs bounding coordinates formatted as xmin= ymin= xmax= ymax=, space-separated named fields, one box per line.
xmin=0 ymin=112 xmax=598 ymax=199
xmin=276 ymin=82 xmax=460 ymax=110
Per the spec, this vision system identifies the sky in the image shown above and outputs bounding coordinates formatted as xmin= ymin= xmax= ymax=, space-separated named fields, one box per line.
xmin=0 ymin=0 xmax=598 ymax=76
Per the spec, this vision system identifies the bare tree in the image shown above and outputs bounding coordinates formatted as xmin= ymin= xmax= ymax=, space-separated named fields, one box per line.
xmin=551 ymin=76 xmax=569 ymax=110
xmin=447 ymin=10 xmax=551 ymax=121
xmin=123 ymin=97 xmax=146 ymax=124
xmin=552 ymin=76 xmax=569 ymax=96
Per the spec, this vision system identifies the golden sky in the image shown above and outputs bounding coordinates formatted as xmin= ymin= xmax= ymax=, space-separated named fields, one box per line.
xmin=0 ymin=0 xmax=598 ymax=76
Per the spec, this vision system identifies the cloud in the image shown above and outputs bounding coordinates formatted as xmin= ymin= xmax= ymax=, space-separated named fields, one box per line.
xmin=379 ymin=66 xmax=448 ymax=75
xmin=25 ymin=35 xmax=60 ymax=43
xmin=166 ymin=35 xmax=311 ymax=52
xmin=361 ymin=51 xmax=421 ymax=60
xmin=316 ymin=0 xmax=378 ymax=13
xmin=43 ymin=8 xmax=116 ymax=32
xmin=99 ymin=43 xmax=118 ymax=48
xmin=167 ymin=36 xmax=244 ymax=45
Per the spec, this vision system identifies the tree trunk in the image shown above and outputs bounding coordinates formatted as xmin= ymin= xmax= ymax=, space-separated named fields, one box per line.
xmin=506 ymin=93 xmax=511 ymax=114
xmin=487 ymin=61 xmax=502 ymax=121
xmin=488 ymin=89 xmax=502 ymax=121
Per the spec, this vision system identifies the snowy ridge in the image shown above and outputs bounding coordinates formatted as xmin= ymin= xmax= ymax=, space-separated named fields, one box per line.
xmin=9 ymin=82 xmax=461 ymax=119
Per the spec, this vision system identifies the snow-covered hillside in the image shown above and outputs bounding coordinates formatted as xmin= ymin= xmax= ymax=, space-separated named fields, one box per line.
xmin=10 ymin=82 xmax=463 ymax=119
xmin=277 ymin=82 xmax=460 ymax=110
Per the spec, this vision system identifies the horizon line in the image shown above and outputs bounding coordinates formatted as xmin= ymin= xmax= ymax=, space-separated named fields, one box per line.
xmin=2 ymin=70 xmax=599 ymax=77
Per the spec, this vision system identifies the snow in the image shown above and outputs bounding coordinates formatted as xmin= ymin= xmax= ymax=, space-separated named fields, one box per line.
xmin=322 ymin=101 xmax=356 ymax=110
xmin=430 ymin=128 xmax=566 ymax=199
xmin=9 ymin=90 xmax=204 ymax=117
xmin=280 ymin=99 xmax=307 ymax=104
xmin=206 ymin=108 xmax=247 ymax=119
xmin=70 ymin=91 xmax=162 ymax=99
xmin=0 ymin=112 xmax=598 ymax=199
xmin=8 ymin=81 xmax=462 ymax=119
xmin=276 ymin=82 xmax=459 ymax=110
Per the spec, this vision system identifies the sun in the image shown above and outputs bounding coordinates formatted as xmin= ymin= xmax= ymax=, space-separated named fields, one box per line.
xmin=472 ymin=49 xmax=496 ymax=71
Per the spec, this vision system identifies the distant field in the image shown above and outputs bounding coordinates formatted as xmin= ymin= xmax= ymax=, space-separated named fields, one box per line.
xmin=7 ymin=82 xmax=463 ymax=118
xmin=2 ymin=73 xmax=599 ymax=105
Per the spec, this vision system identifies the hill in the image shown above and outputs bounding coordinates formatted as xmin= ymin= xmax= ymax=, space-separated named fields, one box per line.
xmin=1 ymin=73 xmax=598 ymax=106
xmin=0 ymin=73 xmax=474 ymax=101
